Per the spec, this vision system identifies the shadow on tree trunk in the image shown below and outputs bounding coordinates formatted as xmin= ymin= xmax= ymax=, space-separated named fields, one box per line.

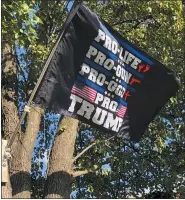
xmin=10 ymin=171 xmax=31 ymax=197
xmin=44 ymin=171 xmax=72 ymax=199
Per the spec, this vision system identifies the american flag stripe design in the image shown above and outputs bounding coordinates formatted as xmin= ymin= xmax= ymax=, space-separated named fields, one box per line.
xmin=71 ymin=86 xmax=97 ymax=103
xmin=116 ymin=105 xmax=127 ymax=118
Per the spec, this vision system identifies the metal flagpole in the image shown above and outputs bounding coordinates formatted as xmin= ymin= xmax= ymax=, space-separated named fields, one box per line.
xmin=6 ymin=0 xmax=80 ymax=150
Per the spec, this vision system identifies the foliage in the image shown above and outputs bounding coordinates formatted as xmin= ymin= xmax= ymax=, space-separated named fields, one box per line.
xmin=72 ymin=1 xmax=185 ymax=198
xmin=2 ymin=0 xmax=185 ymax=199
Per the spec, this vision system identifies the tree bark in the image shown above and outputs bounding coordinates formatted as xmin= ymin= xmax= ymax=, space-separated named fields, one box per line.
xmin=1 ymin=41 xmax=19 ymax=198
xmin=2 ymin=105 xmax=43 ymax=199
xmin=1 ymin=98 xmax=18 ymax=199
xmin=2 ymin=41 xmax=44 ymax=198
xmin=44 ymin=117 xmax=79 ymax=198
xmin=10 ymin=107 xmax=44 ymax=198
xmin=1 ymin=181 xmax=12 ymax=199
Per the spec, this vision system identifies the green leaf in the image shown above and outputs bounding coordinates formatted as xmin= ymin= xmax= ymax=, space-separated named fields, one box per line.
xmin=21 ymin=3 xmax=31 ymax=14
xmin=87 ymin=185 xmax=94 ymax=193
xmin=93 ymin=165 xmax=98 ymax=170
xmin=15 ymin=33 xmax=19 ymax=39
xmin=35 ymin=16 xmax=43 ymax=24
xmin=170 ymin=97 xmax=177 ymax=104
xmin=28 ymin=25 xmax=36 ymax=33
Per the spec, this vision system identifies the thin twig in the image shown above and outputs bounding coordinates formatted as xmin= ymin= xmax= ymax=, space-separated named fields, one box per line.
xmin=111 ymin=15 xmax=153 ymax=26
xmin=73 ymin=142 xmax=96 ymax=163
xmin=73 ymin=135 xmax=115 ymax=163
xmin=72 ymin=170 xmax=89 ymax=178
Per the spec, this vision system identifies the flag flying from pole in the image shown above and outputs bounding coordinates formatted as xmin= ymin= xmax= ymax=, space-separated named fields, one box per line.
xmin=34 ymin=3 xmax=180 ymax=141
xmin=65 ymin=0 xmax=75 ymax=12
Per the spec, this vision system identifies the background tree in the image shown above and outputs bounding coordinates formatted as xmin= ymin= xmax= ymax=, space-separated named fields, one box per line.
xmin=2 ymin=0 xmax=65 ymax=197
xmin=1 ymin=0 xmax=185 ymax=199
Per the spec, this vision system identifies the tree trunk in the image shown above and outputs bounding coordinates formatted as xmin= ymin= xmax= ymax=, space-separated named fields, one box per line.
xmin=11 ymin=107 xmax=44 ymax=198
xmin=1 ymin=99 xmax=19 ymax=199
xmin=2 ymin=41 xmax=44 ymax=198
xmin=1 ymin=181 xmax=12 ymax=198
xmin=2 ymin=139 xmax=12 ymax=198
xmin=1 ymin=41 xmax=19 ymax=198
xmin=44 ymin=117 xmax=79 ymax=198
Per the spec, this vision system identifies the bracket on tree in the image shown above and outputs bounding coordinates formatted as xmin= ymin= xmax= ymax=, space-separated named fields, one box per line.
xmin=2 ymin=140 xmax=10 ymax=183
xmin=24 ymin=105 xmax=31 ymax=112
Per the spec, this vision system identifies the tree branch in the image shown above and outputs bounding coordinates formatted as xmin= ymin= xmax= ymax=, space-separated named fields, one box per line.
xmin=111 ymin=18 xmax=139 ymax=26
xmin=111 ymin=15 xmax=153 ymax=26
xmin=109 ymin=182 xmax=117 ymax=198
xmin=73 ymin=135 xmax=115 ymax=163
xmin=73 ymin=142 xmax=96 ymax=163
xmin=70 ymin=170 xmax=89 ymax=178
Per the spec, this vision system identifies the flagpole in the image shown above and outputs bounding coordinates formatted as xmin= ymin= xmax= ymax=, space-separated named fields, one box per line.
xmin=6 ymin=0 xmax=80 ymax=149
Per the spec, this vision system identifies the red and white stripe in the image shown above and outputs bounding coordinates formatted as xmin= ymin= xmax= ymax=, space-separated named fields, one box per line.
xmin=116 ymin=105 xmax=127 ymax=118
xmin=71 ymin=86 xmax=97 ymax=103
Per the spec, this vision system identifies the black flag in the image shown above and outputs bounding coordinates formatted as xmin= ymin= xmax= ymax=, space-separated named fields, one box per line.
xmin=34 ymin=3 xmax=180 ymax=141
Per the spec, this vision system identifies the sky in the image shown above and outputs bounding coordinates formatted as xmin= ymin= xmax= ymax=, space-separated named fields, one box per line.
xmin=31 ymin=0 xmax=74 ymax=178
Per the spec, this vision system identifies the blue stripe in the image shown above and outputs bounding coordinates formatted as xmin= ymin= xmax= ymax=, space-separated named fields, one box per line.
xmin=100 ymin=24 xmax=116 ymax=41
xmin=116 ymin=38 xmax=153 ymax=65
xmin=92 ymin=41 xmax=144 ymax=81
xmin=121 ymin=80 xmax=136 ymax=93
xmin=85 ymin=57 xmax=136 ymax=93
xmin=77 ymin=75 xmax=105 ymax=93
xmin=65 ymin=1 xmax=74 ymax=12
xmin=118 ymin=104 xmax=122 ymax=109
xmin=98 ymin=25 xmax=153 ymax=65
xmin=125 ymin=66 xmax=144 ymax=80
xmin=114 ymin=96 xmax=128 ymax=107
xmin=84 ymin=58 xmax=136 ymax=92
xmin=76 ymin=76 xmax=129 ymax=107
xmin=92 ymin=41 xmax=118 ymax=62
xmin=84 ymin=58 xmax=112 ymax=76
